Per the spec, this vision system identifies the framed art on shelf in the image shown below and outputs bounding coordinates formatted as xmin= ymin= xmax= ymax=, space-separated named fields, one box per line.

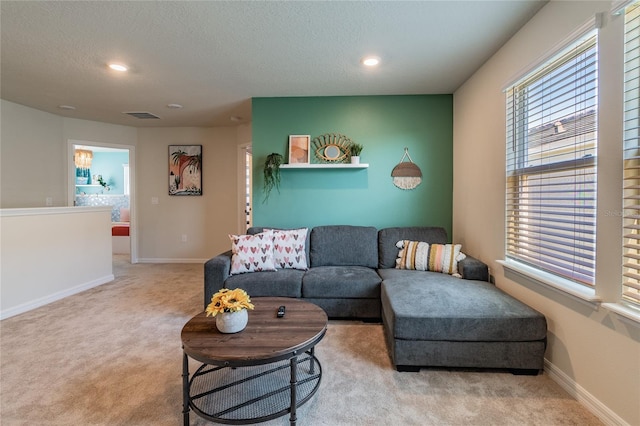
xmin=288 ymin=135 xmax=311 ymax=164
xmin=169 ymin=145 xmax=202 ymax=195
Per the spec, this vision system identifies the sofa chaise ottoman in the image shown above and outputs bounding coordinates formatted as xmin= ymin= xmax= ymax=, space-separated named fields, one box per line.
xmin=377 ymin=227 xmax=548 ymax=374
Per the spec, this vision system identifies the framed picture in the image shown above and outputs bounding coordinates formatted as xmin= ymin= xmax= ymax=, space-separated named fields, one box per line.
xmin=288 ymin=135 xmax=311 ymax=164
xmin=169 ymin=145 xmax=202 ymax=195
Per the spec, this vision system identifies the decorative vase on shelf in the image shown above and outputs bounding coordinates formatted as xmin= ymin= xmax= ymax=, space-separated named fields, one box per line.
xmin=215 ymin=309 xmax=249 ymax=333
xmin=350 ymin=156 xmax=360 ymax=165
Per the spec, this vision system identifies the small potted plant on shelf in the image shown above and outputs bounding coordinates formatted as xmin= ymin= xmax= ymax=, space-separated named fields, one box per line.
xmin=263 ymin=152 xmax=283 ymax=203
xmin=349 ymin=143 xmax=363 ymax=164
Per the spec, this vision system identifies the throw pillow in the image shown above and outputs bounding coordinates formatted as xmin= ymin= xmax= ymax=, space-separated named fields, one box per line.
xmin=269 ymin=228 xmax=309 ymax=270
xmin=229 ymin=230 xmax=276 ymax=275
xmin=395 ymin=240 xmax=466 ymax=276
xmin=119 ymin=208 xmax=130 ymax=222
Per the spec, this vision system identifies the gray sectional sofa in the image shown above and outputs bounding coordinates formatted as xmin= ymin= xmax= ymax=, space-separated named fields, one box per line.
xmin=204 ymin=225 xmax=547 ymax=374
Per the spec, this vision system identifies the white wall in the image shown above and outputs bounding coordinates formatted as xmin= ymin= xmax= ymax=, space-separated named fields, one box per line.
xmin=135 ymin=126 xmax=240 ymax=262
xmin=453 ymin=2 xmax=640 ymax=425
xmin=1 ymin=100 xmax=244 ymax=262
xmin=0 ymin=207 xmax=113 ymax=319
xmin=1 ymin=101 xmax=66 ymax=208
xmin=63 ymin=115 xmax=138 ymax=148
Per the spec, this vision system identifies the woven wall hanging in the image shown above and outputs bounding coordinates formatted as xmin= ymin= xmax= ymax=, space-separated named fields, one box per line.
xmin=391 ymin=147 xmax=422 ymax=190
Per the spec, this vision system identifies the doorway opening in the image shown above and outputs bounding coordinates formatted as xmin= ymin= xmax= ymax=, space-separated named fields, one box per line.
xmin=239 ymin=144 xmax=252 ymax=232
xmin=68 ymin=140 xmax=137 ymax=263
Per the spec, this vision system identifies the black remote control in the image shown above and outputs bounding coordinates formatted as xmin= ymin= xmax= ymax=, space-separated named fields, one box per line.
xmin=277 ymin=305 xmax=285 ymax=318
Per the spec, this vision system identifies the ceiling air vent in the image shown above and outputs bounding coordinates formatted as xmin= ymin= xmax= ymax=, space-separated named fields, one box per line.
xmin=123 ymin=111 xmax=161 ymax=119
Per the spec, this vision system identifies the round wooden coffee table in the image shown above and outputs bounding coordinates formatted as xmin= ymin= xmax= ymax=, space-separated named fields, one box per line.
xmin=181 ymin=297 xmax=328 ymax=426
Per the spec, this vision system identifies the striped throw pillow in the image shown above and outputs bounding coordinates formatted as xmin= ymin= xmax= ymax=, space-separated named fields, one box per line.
xmin=395 ymin=240 xmax=465 ymax=275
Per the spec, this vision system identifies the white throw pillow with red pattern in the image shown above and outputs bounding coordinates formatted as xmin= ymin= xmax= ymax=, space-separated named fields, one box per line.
xmin=229 ymin=230 xmax=276 ymax=274
xmin=270 ymin=228 xmax=308 ymax=270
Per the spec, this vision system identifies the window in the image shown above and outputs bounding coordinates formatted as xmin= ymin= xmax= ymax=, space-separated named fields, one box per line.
xmin=505 ymin=32 xmax=598 ymax=287
xmin=622 ymin=3 xmax=640 ymax=307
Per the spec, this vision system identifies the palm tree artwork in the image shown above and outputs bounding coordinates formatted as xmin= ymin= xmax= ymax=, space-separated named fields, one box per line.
xmin=169 ymin=145 xmax=202 ymax=195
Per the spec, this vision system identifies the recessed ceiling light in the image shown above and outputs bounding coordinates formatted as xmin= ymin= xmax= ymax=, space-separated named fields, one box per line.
xmin=167 ymin=103 xmax=183 ymax=109
xmin=108 ymin=63 xmax=128 ymax=72
xmin=362 ymin=56 xmax=381 ymax=67
xmin=58 ymin=105 xmax=76 ymax=110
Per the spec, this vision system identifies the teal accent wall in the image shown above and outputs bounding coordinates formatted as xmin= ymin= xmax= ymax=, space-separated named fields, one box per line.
xmin=252 ymin=95 xmax=453 ymax=237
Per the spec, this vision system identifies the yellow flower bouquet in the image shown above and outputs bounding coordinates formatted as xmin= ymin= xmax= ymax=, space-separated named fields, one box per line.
xmin=205 ymin=288 xmax=255 ymax=317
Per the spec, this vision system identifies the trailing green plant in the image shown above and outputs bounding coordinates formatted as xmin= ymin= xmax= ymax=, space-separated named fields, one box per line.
xmin=350 ymin=143 xmax=363 ymax=156
xmin=97 ymin=175 xmax=110 ymax=191
xmin=263 ymin=153 xmax=283 ymax=203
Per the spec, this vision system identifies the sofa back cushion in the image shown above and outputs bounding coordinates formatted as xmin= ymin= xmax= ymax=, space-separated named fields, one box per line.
xmin=378 ymin=227 xmax=448 ymax=269
xmin=310 ymin=225 xmax=378 ymax=268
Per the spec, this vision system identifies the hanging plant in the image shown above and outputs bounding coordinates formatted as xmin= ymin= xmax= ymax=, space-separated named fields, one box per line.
xmin=263 ymin=153 xmax=283 ymax=203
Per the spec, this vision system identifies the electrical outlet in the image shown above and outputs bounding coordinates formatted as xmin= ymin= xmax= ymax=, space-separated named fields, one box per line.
xmin=181 ymin=234 xmax=188 ymax=243
xmin=151 ymin=197 xmax=159 ymax=205
xmin=45 ymin=197 xmax=53 ymax=206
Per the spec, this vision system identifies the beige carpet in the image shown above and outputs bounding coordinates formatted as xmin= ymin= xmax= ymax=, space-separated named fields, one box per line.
xmin=0 ymin=255 xmax=603 ymax=426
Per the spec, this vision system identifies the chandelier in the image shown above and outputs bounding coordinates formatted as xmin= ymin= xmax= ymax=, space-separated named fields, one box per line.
xmin=74 ymin=149 xmax=93 ymax=169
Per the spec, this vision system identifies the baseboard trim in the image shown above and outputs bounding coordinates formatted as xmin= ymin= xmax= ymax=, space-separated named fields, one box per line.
xmin=544 ymin=359 xmax=629 ymax=426
xmin=0 ymin=274 xmax=114 ymax=320
xmin=136 ymin=258 xmax=208 ymax=264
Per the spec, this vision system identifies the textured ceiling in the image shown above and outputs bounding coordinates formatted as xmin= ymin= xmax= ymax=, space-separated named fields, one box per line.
xmin=1 ymin=1 xmax=546 ymax=128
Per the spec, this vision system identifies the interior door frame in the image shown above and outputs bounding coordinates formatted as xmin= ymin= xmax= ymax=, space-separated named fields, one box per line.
xmin=67 ymin=139 xmax=138 ymax=263
xmin=237 ymin=143 xmax=252 ymax=233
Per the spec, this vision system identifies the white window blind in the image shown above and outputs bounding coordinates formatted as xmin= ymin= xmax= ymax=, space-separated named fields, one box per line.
xmin=622 ymin=3 xmax=640 ymax=306
xmin=506 ymin=33 xmax=598 ymax=286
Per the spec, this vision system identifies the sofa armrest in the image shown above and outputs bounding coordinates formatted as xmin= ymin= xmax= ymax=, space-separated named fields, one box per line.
xmin=458 ymin=255 xmax=489 ymax=282
xmin=203 ymin=250 xmax=232 ymax=309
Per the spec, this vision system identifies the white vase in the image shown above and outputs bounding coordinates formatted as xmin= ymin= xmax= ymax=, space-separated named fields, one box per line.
xmin=351 ymin=156 xmax=360 ymax=165
xmin=215 ymin=309 xmax=248 ymax=333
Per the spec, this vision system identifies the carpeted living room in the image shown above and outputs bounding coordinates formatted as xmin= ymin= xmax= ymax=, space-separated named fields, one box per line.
xmin=0 ymin=256 xmax=602 ymax=425
xmin=1 ymin=1 xmax=639 ymax=426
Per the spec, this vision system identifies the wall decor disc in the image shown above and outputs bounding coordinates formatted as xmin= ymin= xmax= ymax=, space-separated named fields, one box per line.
xmin=391 ymin=147 xmax=422 ymax=190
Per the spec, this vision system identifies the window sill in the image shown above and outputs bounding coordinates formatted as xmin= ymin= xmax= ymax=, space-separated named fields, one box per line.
xmin=497 ymin=259 xmax=601 ymax=307
xmin=601 ymin=303 xmax=640 ymax=326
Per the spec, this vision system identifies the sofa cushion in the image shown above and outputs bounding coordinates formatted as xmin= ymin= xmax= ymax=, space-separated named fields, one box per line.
xmin=458 ymin=255 xmax=490 ymax=281
xmin=225 ymin=269 xmax=304 ymax=298
xmin=380 ymin=270 xmax=547 ymax=342
xmin=229 ymin=231 xmax=276 ymax=274
xmin=302 ymin=266 xmax=381 ymax=298
xmin=378 ymin=227 xmax=448 ymax=269
xmin=310 ymin=225 xmax=378 ymax=268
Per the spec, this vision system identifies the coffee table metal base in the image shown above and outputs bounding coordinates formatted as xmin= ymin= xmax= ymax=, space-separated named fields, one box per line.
xmin=183 ymin=349 xmax=321 ymax=425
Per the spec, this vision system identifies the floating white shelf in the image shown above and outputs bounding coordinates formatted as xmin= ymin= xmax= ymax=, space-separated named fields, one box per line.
xmin=280 ymin=163 xmax=369 ymax=169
